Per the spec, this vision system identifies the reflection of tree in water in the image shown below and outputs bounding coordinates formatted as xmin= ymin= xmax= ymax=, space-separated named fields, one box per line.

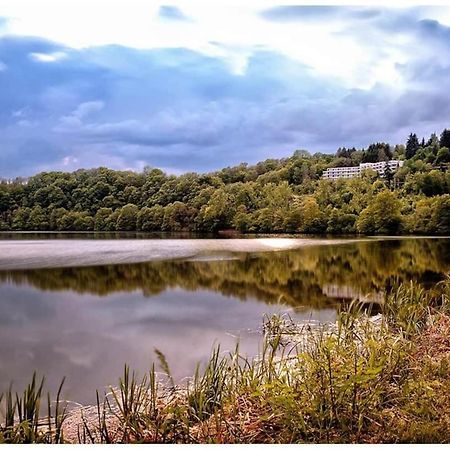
xmin=1 ymin=239 xmax=449 ymax=310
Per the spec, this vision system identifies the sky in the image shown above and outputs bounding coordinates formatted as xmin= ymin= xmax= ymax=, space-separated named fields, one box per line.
xmin=1 ymin=2 xmax=450 ymax=177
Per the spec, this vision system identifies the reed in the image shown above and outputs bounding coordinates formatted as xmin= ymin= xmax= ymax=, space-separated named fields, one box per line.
xmin=0 ymin=374 xmax=67 ymax=443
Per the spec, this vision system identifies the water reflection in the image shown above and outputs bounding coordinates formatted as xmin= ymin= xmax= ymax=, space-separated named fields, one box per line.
xmin=0 ymin=238 xmax=448 ymax=405
xmin=1 ymin=239 xmax=449 ymax=308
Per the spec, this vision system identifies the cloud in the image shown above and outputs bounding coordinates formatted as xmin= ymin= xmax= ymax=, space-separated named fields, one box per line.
xmin=1 ymin=6 xmax=450 ymax=177
xmin=73 ymin=100 xmax=104 ymax=118
xmin=158 ymin=5 xmax=191 ymax=22
xmin=0 ymin=138 xmax=62 ymax=173
xmin=0 ymin=17 xmax=8 ymax=29
xmin=260 ymin=6 xmax=381 ymax=22
xmin=58 ymin=100 xmax=105 ymax=127
xmin=62 ymin=155 xmax=78 ymax=166
xmin=29 ymin=51 xmax=67 ymax=62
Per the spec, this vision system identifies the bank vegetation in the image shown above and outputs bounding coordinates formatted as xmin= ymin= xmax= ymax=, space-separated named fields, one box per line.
xmin=1 ymin=131 xmax=449 ymax=235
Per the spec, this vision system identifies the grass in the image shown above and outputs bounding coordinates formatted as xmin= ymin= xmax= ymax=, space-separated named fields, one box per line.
xmin=1 ymin=279 xmax=449 ymax=443
xmin=0 ymin=374 xmax=66 ymax=443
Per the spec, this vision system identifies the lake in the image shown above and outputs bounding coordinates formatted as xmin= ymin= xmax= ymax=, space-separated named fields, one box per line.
xmin=0 ymin=235 xmax=448 ymax=405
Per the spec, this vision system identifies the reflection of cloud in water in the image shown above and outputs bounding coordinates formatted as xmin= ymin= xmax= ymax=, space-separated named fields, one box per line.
xmin=0 ymin=283 xmax=335 ymax=405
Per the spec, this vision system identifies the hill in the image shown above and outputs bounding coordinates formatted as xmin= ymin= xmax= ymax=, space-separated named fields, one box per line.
xmin=0 ymin=130 xmax=449 ymax=234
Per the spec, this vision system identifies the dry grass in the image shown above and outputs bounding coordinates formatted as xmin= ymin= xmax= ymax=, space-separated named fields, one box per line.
xmin=414 ymin=314 xmax=450 ymax=362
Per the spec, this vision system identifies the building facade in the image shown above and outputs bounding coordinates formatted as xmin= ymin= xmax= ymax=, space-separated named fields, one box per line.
xmin=0 ymin=178 xmax=29 ymax=185
xmin=322 ymin=160 xmax=404 ymax=180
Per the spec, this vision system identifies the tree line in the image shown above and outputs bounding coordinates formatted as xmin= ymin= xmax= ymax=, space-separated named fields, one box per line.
xmin=1 ymin=129 xmax=449 ymax=235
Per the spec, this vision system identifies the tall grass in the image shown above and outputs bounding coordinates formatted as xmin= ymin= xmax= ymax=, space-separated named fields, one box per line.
xmin=0 ymin=374 xmax=66 ymax=443
xmin=2 ymin=279 xmax=449 ymax=443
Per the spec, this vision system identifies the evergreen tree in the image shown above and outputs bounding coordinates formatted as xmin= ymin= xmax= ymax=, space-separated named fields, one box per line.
xmin=405 ymin=133 xmax=420 ymax=159
xmin=384 ymin=163 xmax=394 ymax=188
xmin=439 ymin=128 xmax=450 ymax=149
xmin=362 ymin=143 xmax=392 ymax=163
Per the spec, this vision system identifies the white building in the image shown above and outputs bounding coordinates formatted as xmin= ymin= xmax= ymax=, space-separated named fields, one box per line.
xmin=0 ymin=178 xmax=29 ymax=185
xmin=322 ymin=166 xmax=360 ymax=180
xmin=322 ymin=160 xmax=404 ymax=180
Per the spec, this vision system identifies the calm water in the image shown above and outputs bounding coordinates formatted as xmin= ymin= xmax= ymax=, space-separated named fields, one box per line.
xmin=0 ymin=237 xmax=448 ymax=405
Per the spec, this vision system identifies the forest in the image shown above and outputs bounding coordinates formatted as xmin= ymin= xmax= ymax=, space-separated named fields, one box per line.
xmin=0 ymin=130 xmax=449 ymax=235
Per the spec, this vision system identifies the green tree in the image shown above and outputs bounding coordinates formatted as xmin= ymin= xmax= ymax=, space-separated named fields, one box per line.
xmin=162 ymin=202 xmax=194 ymax=231
xmin=435 ymin=147 xmax=450 ymax=164
xmin=405 ymin=133 xmax=420 ymax=159
xmin=406 ymin=171 xmax=448 ymax=197
xmin=284 ymin=205 xmax=303 ymax=233
xmin=34 ymin=185 xmax=67 ymax=208
xmin=407 ymin=197 xmax=435 ymax=234
xmin=102 ymin=195 xmax=122 ymax=209
xmin=431 ymin=195 xmax=450 ymax=234
xmin=439 ymin=128 xmax=450 ymax=149
xmin=12 ymin=207 xmax=32 ymax=230
xmin=232 ymin=206 xmax=252 ymax=233
xmin=137 ymin=205 xmax=165 ymax=231
xmin=116 ymin=204 xmax=139 ymax=231
xmin=384 ymin=163 xmax=394 ymax=188
xmin=253 ymin=208 xmax=274 ymax=232
xmin=0 ymin=141 xmax=448 ymax=236
xmin=198 ymin=189 xmax=235 ymax=231
xmin=356 ymin=190 xmax=403 ymax=234
xmin=94 ymin=208 xmax=114 ymax=231
xmin=362 ymin=143 xmax=392 ymax=163
xmin=0 ymin=188 xmax=12 ymax=213
xmin=73 ymin=212 xmax=94 ymax=230
xmin=105 ymin=210 xmax=120 ymax=231
xmin=56 ymin=212 xmax=76 ymax=231
xmin=89 ymin=181 xmax=111 ymax=209
xmin=297 ymin=196 xmax=325 ymax=233
xmin=49 ymin=208 xmax=68 ymax=230
xmin=28 ymin=206 xmax=50 ymax=230
xmin=326 ymin=209 xmax=357 ymax=234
